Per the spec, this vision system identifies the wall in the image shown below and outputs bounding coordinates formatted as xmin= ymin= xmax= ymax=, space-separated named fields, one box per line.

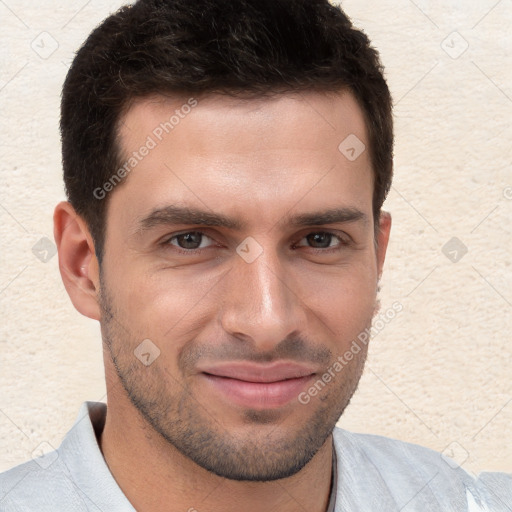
xmin=0 ymin=0 xmax=511 ymax=475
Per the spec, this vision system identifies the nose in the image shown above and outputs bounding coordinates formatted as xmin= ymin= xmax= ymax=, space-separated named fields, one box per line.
xmin=219 ymin=245 xmax=308 ymax=352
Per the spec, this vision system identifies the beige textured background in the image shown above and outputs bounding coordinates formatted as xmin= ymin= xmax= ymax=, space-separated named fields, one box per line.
xmin=1 ymin=0 xmax=511 ymax=475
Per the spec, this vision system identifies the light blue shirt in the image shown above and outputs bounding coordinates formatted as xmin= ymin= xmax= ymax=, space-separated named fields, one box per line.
xmin=0 ymin=401 xmax=510 ymax=511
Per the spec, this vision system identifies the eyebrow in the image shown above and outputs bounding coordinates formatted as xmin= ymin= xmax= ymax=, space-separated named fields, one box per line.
xmin=286 ymin=207 xmax=368 ymax=228
xmin=136 ymin=205 xmax=368 ymax=232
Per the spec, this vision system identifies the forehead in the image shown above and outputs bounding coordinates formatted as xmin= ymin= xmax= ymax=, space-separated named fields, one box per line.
xmin=119 ymin=91 xmax=368 ymax=161
xmin=110 ymin=91 xmax=373 ymax=232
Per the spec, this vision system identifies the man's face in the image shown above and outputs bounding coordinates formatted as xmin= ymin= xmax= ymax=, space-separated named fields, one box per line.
xmin=98 ymin=91 xmax=389 ymax=481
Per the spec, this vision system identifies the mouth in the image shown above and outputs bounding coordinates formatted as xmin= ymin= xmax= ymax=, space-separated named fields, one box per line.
xmin=199 ymin=362 xmax=317 ymax=409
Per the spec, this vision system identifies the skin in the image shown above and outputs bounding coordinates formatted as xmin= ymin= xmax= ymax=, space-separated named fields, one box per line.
xmin=54 ymin=90 xmax=391 ymax=512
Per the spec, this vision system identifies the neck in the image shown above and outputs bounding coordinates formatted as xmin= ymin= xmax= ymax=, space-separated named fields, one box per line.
xmin=100 ymin=378 xmax=334 ymax=512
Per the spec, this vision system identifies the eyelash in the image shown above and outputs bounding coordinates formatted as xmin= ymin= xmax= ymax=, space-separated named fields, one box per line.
xmin=161 ymin=230 xmax=352 ymax=255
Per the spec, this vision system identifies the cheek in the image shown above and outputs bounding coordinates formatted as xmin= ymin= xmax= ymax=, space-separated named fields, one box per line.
xmin=115 ymin=267 xmax=222 ymax=340
xmin=292 ymin=258 xmax=378 ymax=338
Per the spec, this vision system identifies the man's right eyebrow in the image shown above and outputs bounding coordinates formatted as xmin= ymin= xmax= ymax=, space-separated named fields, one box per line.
xmin=136 ymin=206 xmax=245 ymax=231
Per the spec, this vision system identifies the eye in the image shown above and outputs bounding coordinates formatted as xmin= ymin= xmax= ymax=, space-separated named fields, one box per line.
xmin=295 ymin=231 xmax=348 ymax=250
xmin=167 ymin=231 xmax=215 ymax=250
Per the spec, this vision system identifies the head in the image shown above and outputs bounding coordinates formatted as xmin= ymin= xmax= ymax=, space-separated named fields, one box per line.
xmin=55 ymin=0 xmax=393 ymax=481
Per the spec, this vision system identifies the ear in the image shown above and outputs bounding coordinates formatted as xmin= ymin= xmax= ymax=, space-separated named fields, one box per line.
xmin=53 ymin=201 xmax=101 ymax=320
xmin=376 ymin=211 xmax=392 ymax=279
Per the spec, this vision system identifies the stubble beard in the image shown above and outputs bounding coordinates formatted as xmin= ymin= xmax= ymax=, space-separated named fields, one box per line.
xmin=99 ymin=282 xmax=370 ymax=481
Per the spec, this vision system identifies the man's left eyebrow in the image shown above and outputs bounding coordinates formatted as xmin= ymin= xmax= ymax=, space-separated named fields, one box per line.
xmin=284 ymin=207 xmax=369 ymax=228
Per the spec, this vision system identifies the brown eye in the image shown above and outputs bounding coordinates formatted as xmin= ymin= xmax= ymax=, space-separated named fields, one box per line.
xmin=168 ymin=231 xmax=213 ymax=250
xmin=305 ymin=232 xmax=335 ymax=248
xmin=295 ymin=231 xmax=347 ymax=250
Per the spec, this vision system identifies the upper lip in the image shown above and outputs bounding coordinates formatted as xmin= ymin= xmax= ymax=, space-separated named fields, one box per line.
xmin=199 ymin=361 xmax=317 ymax=383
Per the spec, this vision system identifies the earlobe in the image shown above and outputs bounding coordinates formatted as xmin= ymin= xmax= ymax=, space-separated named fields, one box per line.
xmin=53 ymin=201 xmax=101 ymax=321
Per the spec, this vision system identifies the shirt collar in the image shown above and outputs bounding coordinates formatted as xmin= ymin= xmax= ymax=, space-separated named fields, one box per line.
xmin=58 ymin=401 xmax=135 ymax=511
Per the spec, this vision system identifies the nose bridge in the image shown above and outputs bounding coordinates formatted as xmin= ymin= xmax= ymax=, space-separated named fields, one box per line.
xmin=220 ymin=243 xmax=305 ymax=347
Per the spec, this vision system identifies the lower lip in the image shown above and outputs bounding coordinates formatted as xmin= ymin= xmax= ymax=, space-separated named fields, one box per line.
xmin=201 ymin=373 xmax=315 ymax=409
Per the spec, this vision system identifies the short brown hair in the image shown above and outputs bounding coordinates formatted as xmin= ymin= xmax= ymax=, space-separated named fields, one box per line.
xmin=61 ymin=0 xmax=393 ymax=262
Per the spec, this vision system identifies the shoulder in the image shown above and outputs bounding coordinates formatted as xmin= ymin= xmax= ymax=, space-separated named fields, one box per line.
xmin=475 ymin=472 xmax=512 ymax=511
xmin=332 ymin=426 xmax=475 ymax=486
xmin=0 ymin=454 xmax=87 ymax=512
xmin=332 ymin=427 xmax=512 ymax=511
xmin=0 ymin=401 xmax=108 ymax=512
xmin=333 ymin=426 xmax=465 ymax=473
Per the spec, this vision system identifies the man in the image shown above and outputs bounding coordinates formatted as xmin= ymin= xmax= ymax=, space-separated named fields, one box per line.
xmin=0 ymin=0 xmax=509 ymax=510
